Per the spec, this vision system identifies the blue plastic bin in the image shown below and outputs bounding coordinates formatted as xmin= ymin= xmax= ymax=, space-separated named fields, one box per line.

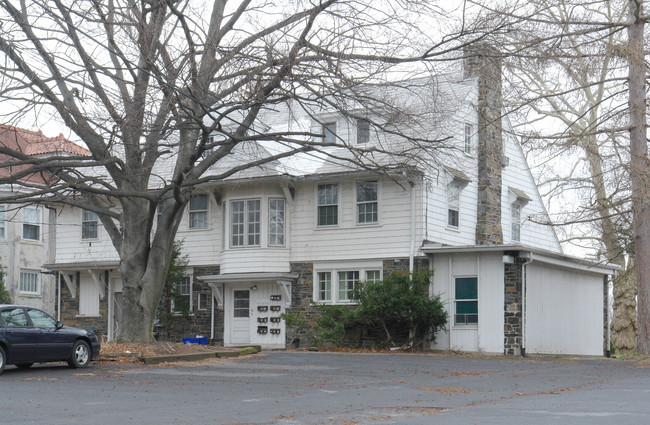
xmin=182 ymin=336 xmax=208 ymax=345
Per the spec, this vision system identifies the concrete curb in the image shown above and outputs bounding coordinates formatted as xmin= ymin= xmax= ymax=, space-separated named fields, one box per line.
xmin=139 ymin=345 xmax=262 ymax=365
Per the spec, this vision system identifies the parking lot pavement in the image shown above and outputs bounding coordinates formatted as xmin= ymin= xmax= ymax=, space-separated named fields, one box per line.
xmin=1 ymin=351 xmax=649 ymax=424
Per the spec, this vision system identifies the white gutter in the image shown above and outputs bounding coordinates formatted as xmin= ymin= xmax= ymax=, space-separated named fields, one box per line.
xmin=520 ymin=252 xmax=534 ymax=357
xmin=210 ymin=288 xmax=215 ymax=341
xmin=57 ymin=273 xmax=61 ymax=321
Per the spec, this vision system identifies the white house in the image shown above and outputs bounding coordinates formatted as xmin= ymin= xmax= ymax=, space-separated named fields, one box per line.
xmin=0 ymin=125 xmax=90 ymax=314
xmin=46 ymin=51 xmax=615 ymax=355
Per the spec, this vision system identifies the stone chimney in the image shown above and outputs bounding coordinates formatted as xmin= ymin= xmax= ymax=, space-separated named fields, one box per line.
xmin=464 ymin=44 xmax=504 ymax=245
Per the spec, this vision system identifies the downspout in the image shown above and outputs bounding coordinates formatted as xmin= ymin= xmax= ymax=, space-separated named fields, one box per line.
xmin=605 ymin=272 xmax=614 ymax=358
xmin=520 ymin=252 xmax=534 ymax=358
xmin=57 ymin=272 xmax=61 ymax=321
xmin=210 ymin=288 xmax=215 ymax=341
xmin=409 ymin=180 xmax=416 ymax=274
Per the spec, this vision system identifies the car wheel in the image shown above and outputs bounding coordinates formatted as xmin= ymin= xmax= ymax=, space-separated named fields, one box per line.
xmin=67 ymin=340 xmax=90 ymax=369
xmin=16 ymin=363 xmax=34 ymax=369
xmin=0 ymin=346 xmax=5 ymax=375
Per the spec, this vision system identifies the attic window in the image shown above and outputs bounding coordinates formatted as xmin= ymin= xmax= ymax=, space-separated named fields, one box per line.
xmin=357 ymin=119 xmax=370 ymax=144
xmin=512 ymin=202 xmax=521 ymax=242
xmin=322 ymin=122 xmax=336 ymax=144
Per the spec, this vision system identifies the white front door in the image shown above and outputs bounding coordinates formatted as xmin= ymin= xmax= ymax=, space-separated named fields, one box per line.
xmin=229 ymin=288 xmax=251 ymax=345
xmin=225 ymin=283 xmax=287 ymax=348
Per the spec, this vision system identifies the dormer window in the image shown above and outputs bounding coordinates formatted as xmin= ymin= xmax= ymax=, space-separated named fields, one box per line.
xmin=511 ymin=203 xmax=521 ymax=242
xmin=322 ymin=122 xmax=336 ymax=144
xmin=447 ymin=183 xmax=460 ymax=228
xmin=464 ymin=123 xmax=473 ymax=154
xmin=508 ymin=187 xmax=532 ymax=242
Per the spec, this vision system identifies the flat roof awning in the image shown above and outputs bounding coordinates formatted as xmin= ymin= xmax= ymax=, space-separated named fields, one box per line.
xmin=197 ymin=272 xmax=299 ymax=283
xmin=421 ymin=243 xmax=618 ymax=276
xmin=44 ymin=260 xmax=120 ymax=271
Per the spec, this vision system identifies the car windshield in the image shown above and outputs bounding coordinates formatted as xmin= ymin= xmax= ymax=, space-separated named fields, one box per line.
xmin=27 ymin=309 xmax=57 ymax=328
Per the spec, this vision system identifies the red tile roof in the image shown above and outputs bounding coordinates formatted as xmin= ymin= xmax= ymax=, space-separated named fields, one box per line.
xmin=0 ymin=125 xmax=90 ymax=185
xmin=0 ymin=125 xmax=90 ymax=156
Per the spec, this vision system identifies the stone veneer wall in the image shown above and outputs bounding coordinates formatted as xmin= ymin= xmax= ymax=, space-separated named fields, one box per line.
xmin=57 ymin=266 xmax=222 ymax=344
xmin=465 ymin=44 xmax=504 ymax=245
xmin=504 ymin=262 xmax=523 ymax=356
xmin=57 ymin=271 xmax=108 ymax=338
xmin=161 ymin=265 xmax=221 ymax=344
xmin=286 ymin=258 xmax=430 ymax=348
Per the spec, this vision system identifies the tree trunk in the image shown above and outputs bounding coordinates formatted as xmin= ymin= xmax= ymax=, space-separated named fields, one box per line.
xmin=612 ymin=261 xmax=637 ymax=352
xmin=628 ymin=0 xmax=649 ymax=353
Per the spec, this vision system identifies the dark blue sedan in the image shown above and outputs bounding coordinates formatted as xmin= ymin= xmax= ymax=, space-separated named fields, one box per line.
xmin=0 ymin=305 xmax=101 ymax=374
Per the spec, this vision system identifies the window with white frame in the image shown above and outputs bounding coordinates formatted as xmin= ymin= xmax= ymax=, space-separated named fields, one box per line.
xmin=231 ymin=199 xmax=261 ymax=247
xmin=338 ymin=271 xmax=359 ymax=301
xmin=22 ymin=207 xmax=41 ymax=241
xmin=447 ymin=183 xmax=460 ymax=228
xmin=173 ymin=276 xmax=192 ymax=313
xmin=512 ymin=202 xmax=521 ymax=242
xmin=189 ymin=194 xmax=208 ymax=229
xmin=455 ymin=277 xmax=478 ymax=325
xmin=269 ymin=198 xmax=285 ymax=246
xmin=197 ymin=292 xmax=209 ymax=310
xmin=357 ymin=181 xmax=378 ymax=224
xmin=464 ymin=123 xmax=473 ymax=154
xmin=82 ymin=210 xmax=98 ymax=239
xmin=157 ymin=198 xmax=168 ymax=221
xmin=19 ymin=269 xmax=41 ymax=295
xmin=315 ymin=267 xmax=382 ymax=304
xmin=0 ymin=205 xmax=6 ymax=238
xmin=317 ymin=184 xmax=338 ymax=226
xmin=201 ymin=136 xmax=215 ymax=159
xmin=357 ymin=119 xmax=370 ymax=144
xmin=322 ymin=122 xmax=336 ymax=144
xmin=317 ymin=272 xmax=332 ymax=302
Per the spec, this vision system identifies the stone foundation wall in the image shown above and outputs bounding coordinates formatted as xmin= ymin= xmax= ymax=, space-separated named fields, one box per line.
xmin=57 ymin=272 xmax=108 ymax=338
xmin=286 ymin=258 xmax=431 ymax=348
xmin=159 ymin=265 xmax=221 ymax=344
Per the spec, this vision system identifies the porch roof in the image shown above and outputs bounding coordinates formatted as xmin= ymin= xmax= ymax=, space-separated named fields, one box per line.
xmin=421 ymin=243 xmax=618 ymax=276
xmin=44 ymin=260 xmax=120 ymax=271
xmin=197 ymin=272 xmax=299 ymax=283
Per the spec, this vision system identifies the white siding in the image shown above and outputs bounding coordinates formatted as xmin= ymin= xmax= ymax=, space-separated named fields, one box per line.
xmin=56 ymin=205 xmax=119 ymax=263
xmin=176 ymin=190 xmax=221 ymax=266
xmin=291 ymin=177 xmax=418 ymax=262
xmin=502 ymin=129 xmax=562 ymax=253
xmin=430 ymin=252 xmax=504 ymax=354
xmin=525 ymin=263 xmax=604 ymax=355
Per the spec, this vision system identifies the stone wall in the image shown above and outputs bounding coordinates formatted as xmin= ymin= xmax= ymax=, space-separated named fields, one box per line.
xmin=286 ymin=258 xmax=431 ymax=348
xmin=57 ymin=271 xmax=107 ymax=338
xmin=159 ymin=265 xmax=221 ymax=344
xmin=504 ymin=261 xmax=523 ymax=356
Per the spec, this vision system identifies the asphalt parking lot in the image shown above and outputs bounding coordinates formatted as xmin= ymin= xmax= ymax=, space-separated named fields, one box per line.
xmin=1 ymin=351 xmax=649 ymax=424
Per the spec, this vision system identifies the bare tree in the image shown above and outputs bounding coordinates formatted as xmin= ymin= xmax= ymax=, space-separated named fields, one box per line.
xmin=497 ymin=0 xmax=637 ymax=352
xmin=627 ymin=0 xmax=649 ymax=353
xmin=0 ymin=1 xmax=498 ymax=342
xmin=464 ymin=0 xmax=650 ymax=353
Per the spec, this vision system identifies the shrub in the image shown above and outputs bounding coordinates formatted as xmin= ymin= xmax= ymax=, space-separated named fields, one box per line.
xmin=0 ymin=267 xmax=11 ymax=304
xmin=353 ymin=271 xmax=446 ymax=348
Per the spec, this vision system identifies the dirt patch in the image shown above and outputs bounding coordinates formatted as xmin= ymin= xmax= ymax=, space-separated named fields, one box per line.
xmin=97 ymin=341 xmax=237 ymax=364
